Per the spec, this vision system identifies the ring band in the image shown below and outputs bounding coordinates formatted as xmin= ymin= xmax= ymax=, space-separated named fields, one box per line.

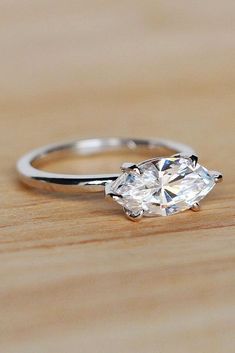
xmin=17 ymin=137 xmax=195 ymax=193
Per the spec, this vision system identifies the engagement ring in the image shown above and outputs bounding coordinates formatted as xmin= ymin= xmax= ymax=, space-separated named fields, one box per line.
xmin=17 ymin=138 xmax=223 ymax=221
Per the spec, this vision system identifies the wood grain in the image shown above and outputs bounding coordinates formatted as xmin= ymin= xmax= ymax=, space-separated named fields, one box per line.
xmin=0 ymin=1 xmax=235 ymax=352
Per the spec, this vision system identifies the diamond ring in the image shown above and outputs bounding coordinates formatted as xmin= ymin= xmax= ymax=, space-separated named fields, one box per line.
xmin=17 ymin=138 xmax=222 ymax=221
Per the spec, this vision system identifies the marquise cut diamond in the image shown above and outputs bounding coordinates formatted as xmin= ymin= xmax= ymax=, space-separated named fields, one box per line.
xmin=107 ymin=156 xmax=215 ymax=217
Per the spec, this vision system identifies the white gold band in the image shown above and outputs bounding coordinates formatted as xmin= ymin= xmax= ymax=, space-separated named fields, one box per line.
xmin=17 ymin=137 xmax=195 ymax=193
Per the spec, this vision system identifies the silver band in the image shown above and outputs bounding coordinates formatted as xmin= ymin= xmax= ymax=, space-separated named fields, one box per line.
xmin=17 ymin=138 xmax=195 ymax=193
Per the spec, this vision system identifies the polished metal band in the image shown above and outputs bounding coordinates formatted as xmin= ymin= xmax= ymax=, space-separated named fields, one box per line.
xmin=17 ymin=138 xmax=195 ymax=193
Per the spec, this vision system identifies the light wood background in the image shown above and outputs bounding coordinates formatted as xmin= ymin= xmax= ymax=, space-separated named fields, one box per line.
xmin=1 ymin=1 xmax=235 ymax=352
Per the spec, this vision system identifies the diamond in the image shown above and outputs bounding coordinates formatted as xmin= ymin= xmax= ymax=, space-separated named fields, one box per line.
xmin=106 ymin=156 xmax=216 ymax=218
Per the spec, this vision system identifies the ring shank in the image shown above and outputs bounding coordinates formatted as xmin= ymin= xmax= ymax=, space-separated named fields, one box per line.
xmin=17 ymin=138 xmax=195 ymax=193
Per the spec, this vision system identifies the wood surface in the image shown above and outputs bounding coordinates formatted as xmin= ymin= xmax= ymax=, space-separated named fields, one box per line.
xmin=1 ymin=1 xmax=235 ymax=352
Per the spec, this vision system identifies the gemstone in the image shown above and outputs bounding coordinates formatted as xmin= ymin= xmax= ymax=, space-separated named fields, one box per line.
xmin=107 ymin=156 xmax=215 ymax=217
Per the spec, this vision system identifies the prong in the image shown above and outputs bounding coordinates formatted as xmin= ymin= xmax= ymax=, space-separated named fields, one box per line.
xmin=105 ymin=183 xmax=123 ymax=201
xmin=190 ymin=202 xmax=200 ymax=212
xmin=172 ymin=153 xmax=198 ymax=167
xmin=121 ymin=162 xmax=141 ymax=174
xmin=109 ymin=193 xmax=123 ymax=202
xmin=210 ymin=171 xmax=223 ymax=184
xmin=123 ymin=207 xmax=144 ymax=222
xmin=189 ymin=154 xmax=198 ymax=168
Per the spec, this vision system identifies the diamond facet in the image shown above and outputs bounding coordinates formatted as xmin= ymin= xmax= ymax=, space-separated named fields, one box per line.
xmin=106 ymin=156 xmax=216 ymax=218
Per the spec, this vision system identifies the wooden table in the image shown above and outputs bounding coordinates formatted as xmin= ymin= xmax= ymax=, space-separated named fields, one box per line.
xmin=1 ymin=1 xmax=235 ymax=352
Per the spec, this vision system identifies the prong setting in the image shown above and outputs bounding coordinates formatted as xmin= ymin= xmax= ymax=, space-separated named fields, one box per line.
xmin=190 ymin=202 xmax=200 ymax=212
xmin=123 ymin=207 xmax=144 ymax=221
xmin=105 ymin=183 xmax=123 ymax=201
xmin=210 ymin=171 xmax=223 ymax=183
xmin=172 ymin=153 xmax=198 ymax=167
xmin=189 ymin=154 xmax=198 ymax=168
xmin=121 ymin=162 xmax=141 ymax=174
